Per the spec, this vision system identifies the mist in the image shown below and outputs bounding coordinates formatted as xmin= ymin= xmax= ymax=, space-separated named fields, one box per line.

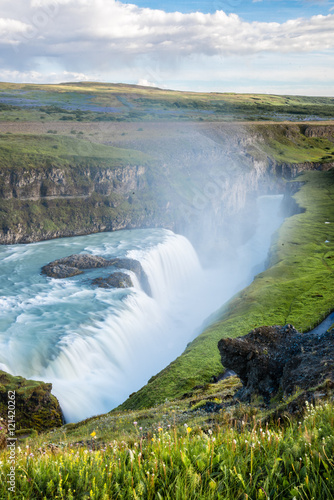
xmin=0 ymin=185 xmax=285 ymax=422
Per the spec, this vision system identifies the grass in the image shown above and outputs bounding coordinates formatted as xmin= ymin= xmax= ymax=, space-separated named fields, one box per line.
xmin=0 ymin=371 xmax=62 ymax=432
xmin=248 ymin=124 xmax=334 ymax=164
xmin=120 ymin=168 xmax=334 ymax=410
xmin=0 ymin=394 xmax=333 ymax=499
xmin=1 ymin=82 xmax=334 ymax=122
xmin=0 ymin=133 xmax=150 ymax=170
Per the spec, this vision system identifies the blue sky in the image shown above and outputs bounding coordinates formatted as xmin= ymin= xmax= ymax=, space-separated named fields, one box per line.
xmin=0 ymin=0 xmax=334 ymax=95
xmin=129 ymin=0 xmax=334 ymax=21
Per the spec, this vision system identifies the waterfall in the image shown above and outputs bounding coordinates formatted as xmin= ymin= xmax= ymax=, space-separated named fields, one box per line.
xmin=0 ymin=195 xmax=285 ymax=423
xmin=128 ymin=232 xmax=202 ymax=303
xmin=0 ymin=230 xmax=206 ymax=422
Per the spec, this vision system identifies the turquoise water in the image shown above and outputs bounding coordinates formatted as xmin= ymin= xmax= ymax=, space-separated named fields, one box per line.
xmin=0 ymin=195 xmax=284 ymax=422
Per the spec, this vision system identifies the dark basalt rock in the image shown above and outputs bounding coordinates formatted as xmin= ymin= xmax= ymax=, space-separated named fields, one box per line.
xmin=42 ymin=264 xmax=83 ymax=279
xmin=42 ymin=254 xmax=152 ymax=296
xmin=92 ymin=272 xmax=133 ymax=289
xmin=218 ymin=324 xmax=334 ymax=402
xmin=42 ymin=254 xmax=112 ymax=276
xmin=109 ymin=258 xmax=151 ymax=296
xmin=0 ymin=370 xmax=63 ymax=434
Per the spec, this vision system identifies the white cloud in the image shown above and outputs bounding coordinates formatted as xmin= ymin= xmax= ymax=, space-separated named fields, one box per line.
xmin=0 ymin=0 xmax=332 ymax=95
xmin=2 ymin=0 xmax=334 ymax=58
xmin=0 ymin=18 xmax=31 ymax=44
xmin=137 ymin=79 xmax=159 ymax=87
xmin=0 ymin=69 xmax=93 ymax=84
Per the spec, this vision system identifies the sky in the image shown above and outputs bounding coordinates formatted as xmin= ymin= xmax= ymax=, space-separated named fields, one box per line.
xmin=0 ymin=0 xmax=334 ymax=95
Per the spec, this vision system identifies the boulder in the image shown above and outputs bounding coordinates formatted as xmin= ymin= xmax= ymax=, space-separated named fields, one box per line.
xmin=109 ymin=258 xmax=152 ymax=296
xmin=41 ymin=264 xmax=83 ymax=279
xmin=42 ymin=254 xmax=152 ymax=296
xmin=92 ymin=272 xmax=133 ymax=289
xmin=218 ymin=324 xmax=334 ymax=402
xmin=0 ymin=370 xmax=63 ymax=434
xmin=41 ymin=254 xmax=112 ymax=277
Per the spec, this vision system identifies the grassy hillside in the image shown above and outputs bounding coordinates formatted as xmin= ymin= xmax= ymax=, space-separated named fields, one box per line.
xmin=119 ymin=169 xmax=334 ymax=410
xmin=0 ymin=133 xmax=150 ymax=169
xmin=0 ymin=81 xmax=334 ymax=122
xmin=0 ymin=367 xmax=333 ymax=498
xmin=245 ymin=124 xmax=334 ymax=165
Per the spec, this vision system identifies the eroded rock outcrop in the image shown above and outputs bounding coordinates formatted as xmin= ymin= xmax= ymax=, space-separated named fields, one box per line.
xmin=0 ymin=370 xmax=63 ymax=433
xmin=218 ymin=324 xmax=334 ymax=402
xmin=42 ymin=254 xmax=152 ymax=295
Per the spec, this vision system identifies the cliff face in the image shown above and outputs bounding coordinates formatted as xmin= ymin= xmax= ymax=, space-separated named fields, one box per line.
xmin=0 ymin=122 xmax=333 ymax=246
xmin=0 ymin=164 xmax=146 ymax=200
xmin=0 ymin=162 xmax=173 ymax=244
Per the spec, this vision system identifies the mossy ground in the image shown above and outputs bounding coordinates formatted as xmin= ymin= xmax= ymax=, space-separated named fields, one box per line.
xmin=0 ymin=371 xmax=63 ymax=432
xmin=120 ymin=168 xmax=334 ymax=411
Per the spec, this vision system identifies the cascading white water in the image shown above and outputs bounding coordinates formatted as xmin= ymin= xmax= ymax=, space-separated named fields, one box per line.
xmin=128 ymin=233 xmax=201 ymax=303
xmin=0 ymin=195 xmax=285 ymax=422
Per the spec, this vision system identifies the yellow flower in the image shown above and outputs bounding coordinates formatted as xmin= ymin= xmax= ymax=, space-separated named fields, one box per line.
xmin=186 ymin=427 xmax=192 ymax=434
xmin=90 ymin=431 xmax=96 ymax=437
xmin=158 ymin=427 xmax=163 ymax=432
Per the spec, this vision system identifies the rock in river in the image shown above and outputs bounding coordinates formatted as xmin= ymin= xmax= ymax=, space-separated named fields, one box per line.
xmin=42 ymin=254 xmax=152 ymax=296
xmin=92 ymin=272 xmax=133 ymax=289
xmin=41 ymin=254 xmax=112 ymax=277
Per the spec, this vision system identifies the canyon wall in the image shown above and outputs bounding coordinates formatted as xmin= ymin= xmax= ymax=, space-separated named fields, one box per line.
xmin=0 ymin=123 xmax=333 ymax=248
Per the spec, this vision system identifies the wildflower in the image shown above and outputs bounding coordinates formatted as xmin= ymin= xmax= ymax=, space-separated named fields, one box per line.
xmin=208 ymin=429 xmax=212 ymax=435
xmin=186 ymin=427 xmax=192 ymax=434
xmin=158 ymin=427 xmax=163 ymax=432
xmin=209 ymin=480 xmax=217 ymax=490
xmin=139 ymin=427 xmax=142 ymax=431
xmin=133 ymin=422 xmax=138 ymax=426
xmin=90 ymin=431 xmax=96 ymax=437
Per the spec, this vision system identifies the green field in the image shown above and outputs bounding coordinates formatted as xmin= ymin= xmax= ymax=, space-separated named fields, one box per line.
xmin=1 ymin=81 xmax=334 ymax=122
xmin=0 ymin=133 xmax=150 ymax=169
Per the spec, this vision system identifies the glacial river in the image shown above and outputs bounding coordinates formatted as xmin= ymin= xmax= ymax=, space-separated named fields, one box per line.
xmin=0 ymin=195 xmax=284 ymax=422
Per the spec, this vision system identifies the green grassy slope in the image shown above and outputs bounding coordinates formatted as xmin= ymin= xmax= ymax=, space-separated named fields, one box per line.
xmin=0 ymin=379 xmax=333 ymax=499
xmin=120 ymin=169 xmax=334 ymax=410
xmin=246 ymin=124 xmax=334 ymax=164
xmin=0 ymin=133 xmax=150 ymax=169
xmin=1 ymin=81 xmax=334 ymax=122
